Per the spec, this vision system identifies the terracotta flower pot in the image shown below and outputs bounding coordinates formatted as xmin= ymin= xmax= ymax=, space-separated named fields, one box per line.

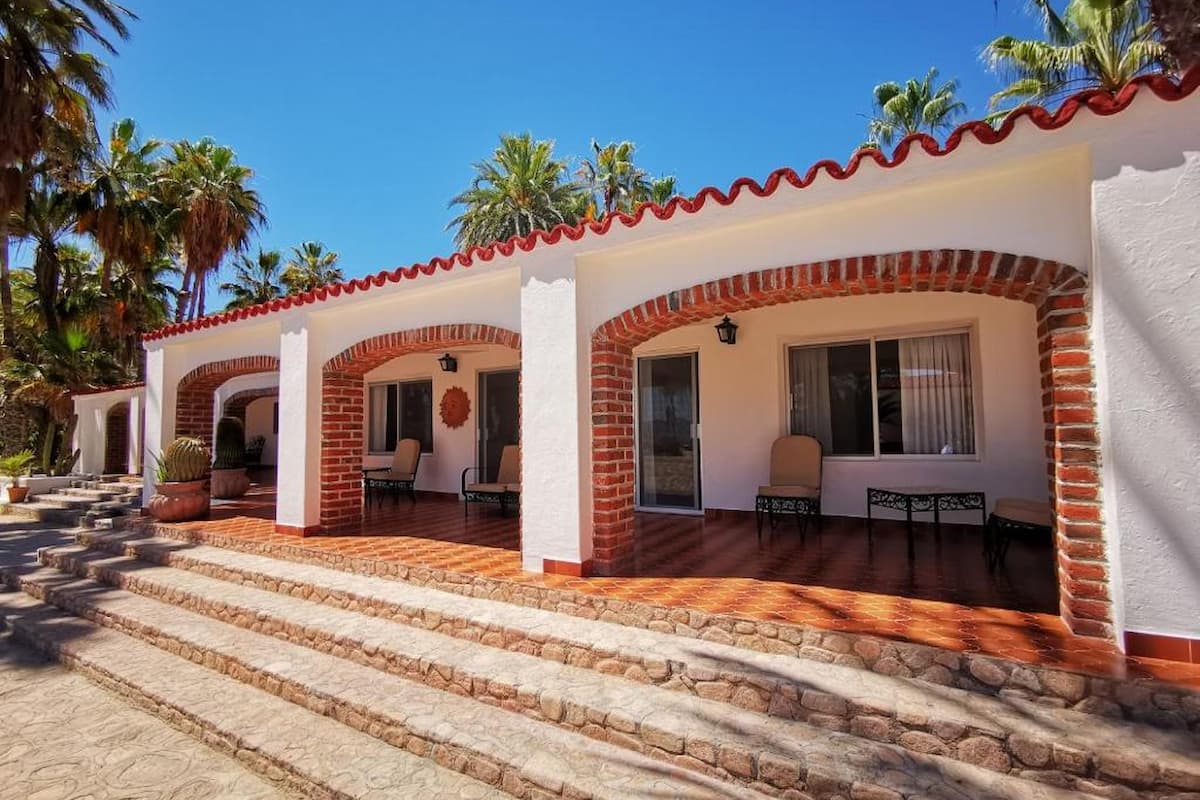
xmin=147 ymin=479 xmax=210 ymax=522
xmin=210 ymin=467 xmax=250 ymax=499
xmin=6 ymin=485 xmax=29 ymax=504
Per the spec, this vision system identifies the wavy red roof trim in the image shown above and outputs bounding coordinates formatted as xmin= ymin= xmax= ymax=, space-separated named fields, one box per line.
xmin=72 ymin=381 xmax=145 ymax=397
xmin=144 ymin=66 xmax=1200 ymax=343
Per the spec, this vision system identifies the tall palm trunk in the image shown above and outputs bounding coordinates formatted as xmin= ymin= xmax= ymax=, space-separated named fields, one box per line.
xmin=0 ymin=224 xmax=14 ymax=350
xmin=176 ymin=266 xmax=193 ymax=322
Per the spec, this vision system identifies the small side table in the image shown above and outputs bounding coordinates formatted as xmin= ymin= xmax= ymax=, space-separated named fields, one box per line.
xmin=866 ymin=486 xmax=986 ymax=559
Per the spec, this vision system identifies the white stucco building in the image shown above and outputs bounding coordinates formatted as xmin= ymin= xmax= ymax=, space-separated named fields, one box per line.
xmin=75 ymin=68 xmax=1200 ymax=661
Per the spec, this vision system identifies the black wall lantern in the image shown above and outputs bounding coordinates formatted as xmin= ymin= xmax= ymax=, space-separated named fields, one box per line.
xmin=437 ymin=353 xmax=458 ymax=373
xmin=714 ymin=315 xmax=739 ymax=345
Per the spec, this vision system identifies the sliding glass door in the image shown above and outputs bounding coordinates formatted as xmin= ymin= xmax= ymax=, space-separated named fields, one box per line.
xmin=636 ymin=353 xmax=701 ymax=511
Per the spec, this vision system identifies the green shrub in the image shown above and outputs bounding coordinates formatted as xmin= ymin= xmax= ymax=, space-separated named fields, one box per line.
xmin=213 ymin=416 xmax=246 ymax=470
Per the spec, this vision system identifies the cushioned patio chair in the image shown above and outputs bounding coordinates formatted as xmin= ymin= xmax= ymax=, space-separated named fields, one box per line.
xmin=362 ymin=438 xmax=421 ymax=508
xmin=462 ymin=445 xmax=520 ymax=517
xmin=755 ymin=435 xmax=823 ymax=539
xmin=986 ymin=497 xmax=1052 ymax=571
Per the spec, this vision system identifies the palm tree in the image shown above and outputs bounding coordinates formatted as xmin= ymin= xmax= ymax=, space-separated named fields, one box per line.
xmin=220 ymin=248 xmax=282 ymax=310
xmin=281 ymin=240 xmax=342 ymax=294
xmin=1149 ymin=0 xmax=1200 ymax=68
xmin=864 ymin=68 xmax=967 ymax=149
xmin=646 ymin=176 xmax=679 ymax=207
xmin=0 ymin=0 xmax=134 ymax=347
xmin=108 ymin=255 xmax=177 ymax=374
xmin=9 ymin=183 xmax=77 ymax=337
xmin=983 ymin=0 xmax=1173 ymax=115
xmin=577 ymin=140 xmax=651 ymax=218
xmin=159 ymin=138 xmax=266 ymax=320
xmin=448 ymin=133 xmax=585 ymax=249
xmin=74 ymin=117 xmax=162 ymax=292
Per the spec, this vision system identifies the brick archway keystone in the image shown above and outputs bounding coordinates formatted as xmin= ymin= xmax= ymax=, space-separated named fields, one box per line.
xmin=590 ymin=250 xmax=1109 ymax=640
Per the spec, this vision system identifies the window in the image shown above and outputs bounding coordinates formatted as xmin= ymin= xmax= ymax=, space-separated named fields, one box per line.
xmin=788 ymin=331 xmax=975 ymax=457
xmin=368 ymin=379 xmax=433 ymax=454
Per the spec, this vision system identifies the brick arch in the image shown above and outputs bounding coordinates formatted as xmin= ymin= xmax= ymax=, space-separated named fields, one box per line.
xmin=320 ymin=324 xmax=521 ymax=531
xmin=591 ymin=249 xmax=1109 ymax=640
xmin=175 ymin=356 xmax=279 ymax=448
xmin=223 ymin=387 xmax=279 ymax=425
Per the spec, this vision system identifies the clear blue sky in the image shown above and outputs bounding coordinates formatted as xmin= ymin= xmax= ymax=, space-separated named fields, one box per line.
xmin=96 ymin=1 xmax=1043 ymax=291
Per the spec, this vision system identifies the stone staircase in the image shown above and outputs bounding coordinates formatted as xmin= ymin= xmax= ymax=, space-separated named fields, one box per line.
xmin=1 ymin=475 xmax=142 ymax=528
xmin=1 ymin=529 xmax=1197 ymax=799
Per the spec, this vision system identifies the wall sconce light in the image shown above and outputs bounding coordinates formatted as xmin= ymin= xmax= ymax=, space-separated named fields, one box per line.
xmin=437 ymin=353 xmax=458 ymax=373
xmin=714 ymin=316 xmax=739 ymax=345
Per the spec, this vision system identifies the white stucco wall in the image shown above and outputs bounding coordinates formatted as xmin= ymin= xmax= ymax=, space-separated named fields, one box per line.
xmin=361 ymin=346 xmax=520 ymax=495
xmin=72 ymin=386 xmax=144 ymax=476
xmin=244 ymin=396 xmax=279 ymax=466
xmin=1090 ymin=88 xmax=1200 ymax=640
xmin=633 ymin=292 xmax=1045 ymax=520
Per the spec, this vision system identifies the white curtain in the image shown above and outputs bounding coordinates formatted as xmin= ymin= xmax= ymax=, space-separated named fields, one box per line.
xmin=368 ymin=384 xmax=389 ymax=453
xmin=789 ymin=347 xmax=833 ymax=452
xmin=899 ymin=333 xmax=975 ymax=455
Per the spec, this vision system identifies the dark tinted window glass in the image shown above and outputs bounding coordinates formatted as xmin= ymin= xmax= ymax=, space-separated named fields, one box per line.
xmin=399 ymin=380 xmax=433 ymax=453
xmin=875 ymin=339 xmax=903 ymax=454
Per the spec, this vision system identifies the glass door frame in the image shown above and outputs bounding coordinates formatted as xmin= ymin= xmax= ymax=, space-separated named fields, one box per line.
xmin=477 ymin=367 xmax=520 ymax=482
xmin=633 ymin=350 xmax=703 ymax=515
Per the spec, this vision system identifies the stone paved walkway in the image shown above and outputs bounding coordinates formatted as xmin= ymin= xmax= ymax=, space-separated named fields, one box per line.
xmin=0 ymin=632 xmax=288 ymax=800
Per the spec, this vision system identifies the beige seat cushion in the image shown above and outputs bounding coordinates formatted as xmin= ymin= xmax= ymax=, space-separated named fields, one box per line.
xmin=390 ymin=439 xmax=421 ymax=475
xmin=467 ymin=482 xmax=509 ymax=494
xmin=504 ymin=484 xmax=521 ymax=494
xmin=757 ymin=484 xmax=820 ymax=499
xmin=371 ymin=470 xmax=414 ymax=482
xmin=994 ymin=497 xmax=1053 ymax=528
xmin=496 ymin=445 xmax=521 ymax=486
xmin=769 ymin=436 xmax=822 ymax=490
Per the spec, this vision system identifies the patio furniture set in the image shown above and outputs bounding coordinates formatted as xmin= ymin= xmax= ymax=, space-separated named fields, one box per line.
xmin=363 ymin=441 xmax=521 ymax=517
xmin=755 ymin=435 xmax=1052 ymax=570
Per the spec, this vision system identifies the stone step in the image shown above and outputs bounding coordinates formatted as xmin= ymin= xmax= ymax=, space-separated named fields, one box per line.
xmin=30 ymin=493 xmax=101 ymax=510
xmin=3 ymin=568 xmax=798 ymax=800
xmin=62 ymin=487 xmax=119 ymax=501
xmin=0 ymin=501 xmax=83 ymax=524
xmin=0 ymin=589 xmax=510 ymax=799
xmin=26 ymin=548 xmax=1119 ymax=800
xmin=72 ymin=530 xmax=1200 ymax=785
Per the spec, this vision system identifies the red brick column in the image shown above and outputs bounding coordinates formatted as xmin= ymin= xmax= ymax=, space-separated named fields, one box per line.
xmin=589 ymin=250 xmax=1111 ymax=639
xmin=319 ymin=372 xmax=365 ymax=531
xmin=590 ymin=341 xmax=636 ymax=570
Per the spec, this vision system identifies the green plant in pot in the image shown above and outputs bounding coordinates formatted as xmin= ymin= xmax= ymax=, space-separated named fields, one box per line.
xmin=210 ymin=416 xmax=251 ymax=499
xmin=0 ymin=450 xmax=35 ymax=504
xmin=147 ymin=437 xmax=212 ymax=522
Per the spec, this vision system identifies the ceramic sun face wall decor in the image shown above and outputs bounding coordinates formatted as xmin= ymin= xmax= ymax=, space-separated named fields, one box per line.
xmin=440 ymin=385 xmax=471 ymax=429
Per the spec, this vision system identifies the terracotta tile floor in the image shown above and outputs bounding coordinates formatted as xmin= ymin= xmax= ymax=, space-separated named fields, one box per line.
xmin=180 ymin=480 xmax=1200 ymax=687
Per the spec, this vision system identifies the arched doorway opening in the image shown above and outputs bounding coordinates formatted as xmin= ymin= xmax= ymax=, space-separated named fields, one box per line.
xmin=320 ymin=324 xmax=521 ymax=531
xmin=175 ymin=356 xmax=279 ymax=449
xmin=591 ymin=249 xmax=1108 ymax=639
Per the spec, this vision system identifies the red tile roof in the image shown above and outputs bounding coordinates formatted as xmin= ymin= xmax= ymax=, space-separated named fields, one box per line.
xmin=145 ymin=65 xmax=1200 ymax=343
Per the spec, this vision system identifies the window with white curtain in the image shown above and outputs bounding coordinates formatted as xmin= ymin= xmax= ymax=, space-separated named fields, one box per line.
xmin=788 ymin=331 xmax=975 ymax=457
xmin=367 ymin=379 xmax=433 ymax=454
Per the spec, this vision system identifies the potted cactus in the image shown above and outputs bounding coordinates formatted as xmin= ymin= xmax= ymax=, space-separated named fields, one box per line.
xmin=147 ymin=437 xmax=211 ymax=522
xmin=210 ymin=416 xmax=250 ymax=499
xmin=0 ymin=450 xmax=35 ymax=503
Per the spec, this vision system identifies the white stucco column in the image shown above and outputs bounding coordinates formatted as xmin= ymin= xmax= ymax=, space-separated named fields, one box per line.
xmin=519 ymin=255 xmax=593 ymax=573
xmin=126 ymin=391 xmax=143 ymax=475
xmin=274 ymin=314 xmax=322 ymax=534
xmin=141 ymin=346 xmax=173 ymax=504
xmin=1090 ymin=117 xmax=1200 ymax=644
